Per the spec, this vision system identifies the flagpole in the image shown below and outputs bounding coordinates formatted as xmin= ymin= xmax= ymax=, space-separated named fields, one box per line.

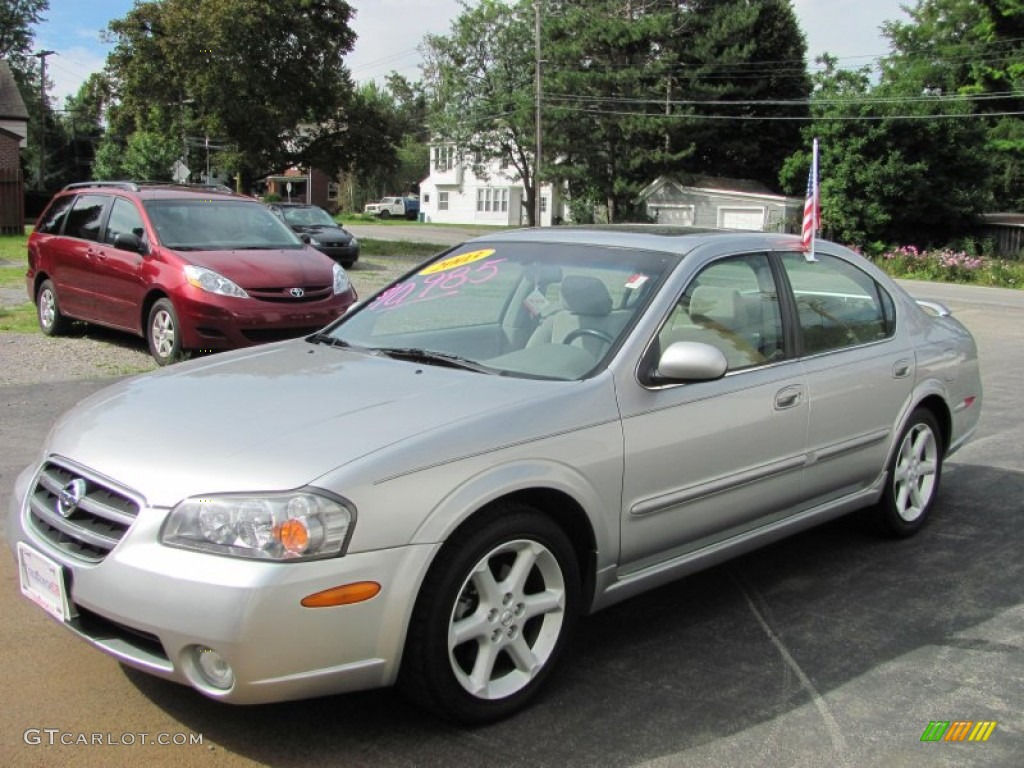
xmin=803 ymin=138 xmax=819 ymax=262
xmin=811 ymin=137 xmax=818 ymax=259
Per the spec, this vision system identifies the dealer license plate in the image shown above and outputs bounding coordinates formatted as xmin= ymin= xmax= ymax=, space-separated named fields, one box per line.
xmin=17 ymin=542 xmax=70 ymax=622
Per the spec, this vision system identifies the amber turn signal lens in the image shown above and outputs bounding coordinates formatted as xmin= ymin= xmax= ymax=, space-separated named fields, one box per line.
xmin=301 ymin=581 xmax=381 ymax=608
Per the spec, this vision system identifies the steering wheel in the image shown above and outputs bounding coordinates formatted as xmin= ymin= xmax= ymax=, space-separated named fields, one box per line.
xmin=562 ymin=328 xmax=615 ymax=346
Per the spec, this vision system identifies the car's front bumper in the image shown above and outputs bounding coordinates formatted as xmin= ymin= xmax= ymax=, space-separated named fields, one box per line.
xmin=7 ymin=461 xmax=437 ymax=705
xmin=175 ymin=287 xmax=357 ymax=351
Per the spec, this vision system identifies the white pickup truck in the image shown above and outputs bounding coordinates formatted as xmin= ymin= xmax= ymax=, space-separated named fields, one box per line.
xmin=363 ymin=196 xmax=420 ymax=220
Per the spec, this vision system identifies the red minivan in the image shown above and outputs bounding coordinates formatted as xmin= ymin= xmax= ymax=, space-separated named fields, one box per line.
xmin=27 ymin=181 xmax=358 ymax=364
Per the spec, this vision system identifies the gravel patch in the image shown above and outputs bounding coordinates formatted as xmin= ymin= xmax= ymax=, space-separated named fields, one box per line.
xmin=0 ymin=255 xmax=426 ymax=387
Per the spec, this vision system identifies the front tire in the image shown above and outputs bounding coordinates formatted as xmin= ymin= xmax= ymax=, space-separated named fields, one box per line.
xmin=37 ymin=279 xmax=70 ymax=336
xmin=399 ymin=504 xmax=580 ymax=724
xmin=873 ymin=408 xmax=944 ymax=537
xmin=147 ymin=298 xmax=188 ymax=365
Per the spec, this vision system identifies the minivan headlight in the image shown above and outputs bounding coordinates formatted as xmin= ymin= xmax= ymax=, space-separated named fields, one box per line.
xmin=333 ymin=262 xmax=351 ymax=295
xmin=161 ymin=490 xmax=355 ymax=561
xmin=184 ymin=265 xmax=249 ymax=298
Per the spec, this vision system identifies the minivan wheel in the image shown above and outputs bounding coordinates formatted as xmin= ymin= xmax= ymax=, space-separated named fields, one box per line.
xmin=873 ymin=408 xmax=943 ymax=538
xmin=399 ymin=504 xmax=580 ymax=724
xmin=147 ymin=298 xmax=188 ymax=365
xmin=37 ymin=279 xmax=70 ymax=336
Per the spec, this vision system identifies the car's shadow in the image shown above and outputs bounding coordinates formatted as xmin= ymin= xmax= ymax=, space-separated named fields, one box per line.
xmin=122 ymin=461 xmax=1022 ymax=766
xmin=60 ymin=321 xmax=151 ymax=354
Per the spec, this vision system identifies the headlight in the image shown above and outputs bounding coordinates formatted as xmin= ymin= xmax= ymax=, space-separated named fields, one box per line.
xmin=333 ymin=262 xmax=351 ymax=295
xmin=184 ymin=265 xmax=249 ymax=298
xmin=161 ymin=489 xmax=355 ymax=561
xmin=349 ymin=237 xmax=359 ymax=247
xmin=308 ymin=237 xmax=321 ymax=245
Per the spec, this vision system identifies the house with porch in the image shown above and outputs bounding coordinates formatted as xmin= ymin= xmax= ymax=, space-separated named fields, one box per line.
xmin=418 ymin=144 xmax=566 ymax=227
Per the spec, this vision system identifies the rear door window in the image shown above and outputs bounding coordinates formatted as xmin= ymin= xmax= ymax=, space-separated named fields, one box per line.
xmin=63 ymin=194 xmax=111 ymax=242
xmin=780 ymin=252 xmax=895 ymax=354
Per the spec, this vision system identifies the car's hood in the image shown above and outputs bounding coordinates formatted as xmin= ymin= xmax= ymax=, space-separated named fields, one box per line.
xmin=46 ymin=342 xmax=564 ymax=507
xmin=182 ymin=247 xmax=334 ymax=289
xmin=290 ymin=224 xmax=352 ymax=240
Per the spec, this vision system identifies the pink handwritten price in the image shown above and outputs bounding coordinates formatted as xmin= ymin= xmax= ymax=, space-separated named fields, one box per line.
xmin=369 ymin=258 xmax=508 ymax=311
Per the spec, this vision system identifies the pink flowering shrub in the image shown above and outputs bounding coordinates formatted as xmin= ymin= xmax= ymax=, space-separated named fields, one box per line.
xmin=877 ymin=245 xmax=1021 ymax=287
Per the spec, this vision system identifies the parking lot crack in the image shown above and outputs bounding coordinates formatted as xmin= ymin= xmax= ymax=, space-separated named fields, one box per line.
xmin=731 ymin=572 xmax=851 ymax=766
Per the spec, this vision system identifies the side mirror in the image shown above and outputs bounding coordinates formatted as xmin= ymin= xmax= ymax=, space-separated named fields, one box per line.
xmin=656 ymin=341 xmax=728 ymax=382
xmin=300 ymin=234 xmax=312 ymax=244
xmin=113 ymin=232 xmax=146 ymax=254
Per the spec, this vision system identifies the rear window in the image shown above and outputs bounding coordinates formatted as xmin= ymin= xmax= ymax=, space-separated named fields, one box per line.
xmin=35 ymin=195 xmax=76 ymax=235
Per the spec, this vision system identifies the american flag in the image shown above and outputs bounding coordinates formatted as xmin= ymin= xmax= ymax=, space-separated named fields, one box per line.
xmin=802 ymin=138 xmax=819 ymax=257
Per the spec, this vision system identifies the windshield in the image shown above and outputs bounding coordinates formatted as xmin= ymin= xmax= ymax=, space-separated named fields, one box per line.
xmin=145 ymin=200 xmax=304 ymax=250
xmin=280 ymin=206 xmax=337 ymax=227
xmin=327 ymin=242 xmax=678 ymax=380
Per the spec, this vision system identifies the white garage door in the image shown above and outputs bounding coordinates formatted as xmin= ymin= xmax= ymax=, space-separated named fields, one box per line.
xmin=719 ymin=207 xmax=765 ymax=230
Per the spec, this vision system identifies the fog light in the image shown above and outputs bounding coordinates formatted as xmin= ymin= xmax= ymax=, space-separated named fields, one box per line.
xmin=194 ymin=646 xmax=235 ymax=690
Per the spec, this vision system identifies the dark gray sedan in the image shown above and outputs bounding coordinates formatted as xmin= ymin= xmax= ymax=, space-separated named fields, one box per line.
xmin=8 ymin=227 xmax=981 ymax=725
xmin=267 ymin=203 xmax=359 ymax=267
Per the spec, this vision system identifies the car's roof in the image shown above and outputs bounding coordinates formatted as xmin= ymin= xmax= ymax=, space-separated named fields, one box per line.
xmin=465 ymin=225 xmax=810 ymax=256
xmin=269 ymin=202 xmax=319 ymax=208
xmin=60 ymin=181 xmax=250 ymax=202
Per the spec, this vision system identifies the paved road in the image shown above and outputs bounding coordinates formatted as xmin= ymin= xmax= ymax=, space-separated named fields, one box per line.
xmin=345 ymin=223 xmax=495 ymax=247
xmin=0 ymin=282 xmax=1021 ymax=767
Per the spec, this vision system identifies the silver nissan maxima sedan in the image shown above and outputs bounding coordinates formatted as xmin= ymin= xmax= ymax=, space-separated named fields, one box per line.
xmin=8 ymin=227 xmax=982 ymax=723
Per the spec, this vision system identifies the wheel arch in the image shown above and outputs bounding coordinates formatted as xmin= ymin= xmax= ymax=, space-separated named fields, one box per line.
xmin=911 ymin=393 xmax=952 ymax=457
xmin=482 ymin=487 xmax=597 ymax=611
xmin=31 ymin=270 xmax=51 ymax=301
xmin=414 ymin=477 xmax=603 ymax=614
xmin=140 ymin=289 xmax=171 ymax=336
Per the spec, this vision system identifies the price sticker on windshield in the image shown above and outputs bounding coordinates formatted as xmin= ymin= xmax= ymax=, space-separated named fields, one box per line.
xmin=420 ymin=249 xmax=496 ymax=275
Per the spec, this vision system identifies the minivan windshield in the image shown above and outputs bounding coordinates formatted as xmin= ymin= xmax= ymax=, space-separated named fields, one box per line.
xmin=326 ymin=242 xmax=679 ymax=380
xmin=145 ymin=200 xmax=304 ymax=250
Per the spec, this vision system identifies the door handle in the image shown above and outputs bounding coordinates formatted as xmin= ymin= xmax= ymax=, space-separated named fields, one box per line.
xmin=775 ymin=385 xmax=803 ymax=410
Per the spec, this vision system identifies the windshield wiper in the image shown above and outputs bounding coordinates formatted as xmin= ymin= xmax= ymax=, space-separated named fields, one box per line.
xmin=307 ymin=332 xmax=353 ymax=349
xmin=372 ymin=347 xmax=497 ymax=374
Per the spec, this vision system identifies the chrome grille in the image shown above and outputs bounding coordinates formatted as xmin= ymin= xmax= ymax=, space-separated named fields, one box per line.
xmin=27 ymin=461 xmax=141 ymax=563
xmin=248 ymin=285 xmax=333 ymax=303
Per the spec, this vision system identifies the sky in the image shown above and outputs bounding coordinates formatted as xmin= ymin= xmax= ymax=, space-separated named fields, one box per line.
xmin=34 ymin=0 xmax=911 ymax=108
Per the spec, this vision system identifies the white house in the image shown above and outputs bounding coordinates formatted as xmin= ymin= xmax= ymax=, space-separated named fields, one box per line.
xmin=418 ymin=144 xmax=566 ymax=227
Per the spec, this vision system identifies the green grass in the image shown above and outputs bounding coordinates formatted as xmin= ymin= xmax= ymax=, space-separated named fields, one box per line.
xmin=0 ymin=232 xmax=28 ymax=263
xmin=0 ymin=302 xmax=37 ymax=333
xmin=0 ymin=265 xmax=26 ymax=288
xmin=358 ymin=239 xmax=443 ymax=258
xmin=340 ymin=213 xmax=417 ymax=225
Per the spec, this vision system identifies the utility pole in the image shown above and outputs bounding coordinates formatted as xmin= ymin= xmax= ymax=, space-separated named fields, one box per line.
xmin=34 ymin=50 xmax=56 ymax=189
xmin=533 ymin=0 xmax=543 ymax=228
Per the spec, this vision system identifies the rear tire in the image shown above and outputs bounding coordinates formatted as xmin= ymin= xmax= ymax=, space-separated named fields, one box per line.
xmin=37 ymin=279 xmax=70 ymax=336
xmin=872 ymin=408 xmax=944 ymax=538
xmin=399 ymin=504 xmax=580 ymax=724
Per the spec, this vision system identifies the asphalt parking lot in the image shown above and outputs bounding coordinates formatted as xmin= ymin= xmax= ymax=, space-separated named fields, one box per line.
xmin=0 ymin=280 xmax=1020 ymax=767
